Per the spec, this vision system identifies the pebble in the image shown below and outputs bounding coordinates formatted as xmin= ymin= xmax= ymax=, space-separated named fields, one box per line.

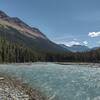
xmin=0 ymin=77 xmax=30 ymax=100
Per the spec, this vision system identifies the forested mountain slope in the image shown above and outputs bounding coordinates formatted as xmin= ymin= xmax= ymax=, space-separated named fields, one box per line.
xmin=0 ymin=11 xmax=67 ymax=53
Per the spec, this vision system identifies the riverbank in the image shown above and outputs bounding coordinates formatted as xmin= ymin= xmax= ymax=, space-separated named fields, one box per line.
xmin=56 ymin=62 xmax=100 ymax=67
xmin=0 ymin=62 xmax=100 ymax=65
xmin=0 ymin=75 xmax=46 ymax=100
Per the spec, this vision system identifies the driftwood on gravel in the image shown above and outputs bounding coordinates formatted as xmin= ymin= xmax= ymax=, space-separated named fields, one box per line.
xmin=0 ymin=75 xmax=46 ymax=100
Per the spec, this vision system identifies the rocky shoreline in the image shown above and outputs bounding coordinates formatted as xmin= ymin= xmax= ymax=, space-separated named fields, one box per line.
xmin=0 ymin=75 xmax=46 ymax=100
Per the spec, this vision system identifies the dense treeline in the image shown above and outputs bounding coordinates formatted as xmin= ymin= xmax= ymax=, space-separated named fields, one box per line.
xmin=45 ymin=49 xmax=100 ymax=63
xmin=0 ymin=37 xmax=44 ymax=63
xmin=0 ymin=37 xmax=100 ymax=63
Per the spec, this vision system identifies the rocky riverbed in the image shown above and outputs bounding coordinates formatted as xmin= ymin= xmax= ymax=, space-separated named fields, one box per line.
xmin=0 ymin=75 xmax=46 ymax=100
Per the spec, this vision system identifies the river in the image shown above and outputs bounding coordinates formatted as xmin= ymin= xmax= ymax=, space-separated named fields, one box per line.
xmin=0 ymin=63 xmax=100 ymax=100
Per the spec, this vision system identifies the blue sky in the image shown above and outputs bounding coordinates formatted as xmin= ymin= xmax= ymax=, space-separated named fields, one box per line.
xmin=0 ymin=0 xmax=100 ymax=47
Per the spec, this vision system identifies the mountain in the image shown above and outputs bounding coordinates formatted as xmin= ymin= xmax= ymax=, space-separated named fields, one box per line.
xmin=92 ymin=47 xmax=100 ymax=50
xmin=59 ymin=44 xmax=90 ymax=52
xmin=0 ymin=10 xmax=99 ymax=63
xmin=0 ymin=10 xmax=68 ymax=53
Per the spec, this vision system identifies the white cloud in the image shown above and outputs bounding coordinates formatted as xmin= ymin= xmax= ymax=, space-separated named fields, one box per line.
xmin=83 ymin=41 xmax=88 ymax=46
xmin=64 ymin=41 xmax=80 ymax=47
xmin=88 ymin=32 xmax=100 ymax=37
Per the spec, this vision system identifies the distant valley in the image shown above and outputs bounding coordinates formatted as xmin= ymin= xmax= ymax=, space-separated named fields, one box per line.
xmin=59 ymin=44 xmax=90 ymax=52
xmin=0 ymin=10 xmax=99 ymax=63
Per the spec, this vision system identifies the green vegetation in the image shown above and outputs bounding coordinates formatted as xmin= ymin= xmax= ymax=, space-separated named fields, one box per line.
xmin=0 ymin=37 xmax=39 ymax=63
xmin=45 ymin=49 xmax=100 ymax=63
xmin=0 ymin=36 xmax=99 ymax=63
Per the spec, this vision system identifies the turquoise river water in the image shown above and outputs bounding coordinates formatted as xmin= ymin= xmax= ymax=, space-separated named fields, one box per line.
xmin=0 ymin=63 xmax=100 ymax=100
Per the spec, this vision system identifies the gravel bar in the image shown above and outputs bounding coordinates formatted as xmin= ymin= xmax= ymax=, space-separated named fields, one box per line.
xmin=0 ymin=76 xmax=46 ymax=100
